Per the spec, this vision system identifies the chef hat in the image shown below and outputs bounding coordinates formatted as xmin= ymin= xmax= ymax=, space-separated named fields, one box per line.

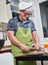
xmin=19 ymin=1 xmax=33 ymax=11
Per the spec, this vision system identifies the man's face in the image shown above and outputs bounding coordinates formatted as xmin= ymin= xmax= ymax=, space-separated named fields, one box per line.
xmin=20 ymin=10 xmax=32 ymax=21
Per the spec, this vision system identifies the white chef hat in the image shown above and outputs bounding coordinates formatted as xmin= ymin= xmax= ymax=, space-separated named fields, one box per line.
xmin=19 ymin=1 xmax=33 ymax=12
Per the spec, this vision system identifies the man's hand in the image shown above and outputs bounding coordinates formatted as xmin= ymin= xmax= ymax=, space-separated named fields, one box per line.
xmin=20 ymin=44 xmax=29 ymax=52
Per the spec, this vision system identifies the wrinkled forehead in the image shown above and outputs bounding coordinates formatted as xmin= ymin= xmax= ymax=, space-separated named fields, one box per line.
xmin=23 ymin=10 xmax=31 ymax=13
xmin=20 ymin=10 xmax=31 ymax=14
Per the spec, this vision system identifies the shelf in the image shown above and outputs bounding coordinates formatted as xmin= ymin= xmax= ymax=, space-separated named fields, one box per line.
xmin=10 ymin=2 xmax=18 ymax=8
xmin=0 ymin=23 xmax=7 ymax=28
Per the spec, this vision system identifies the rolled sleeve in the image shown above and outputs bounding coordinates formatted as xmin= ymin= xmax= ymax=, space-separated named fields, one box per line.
xmin=30 ymin=21 xmax=36 ymax=32
xmin=7 ymin=19 xmax=17 ymax=32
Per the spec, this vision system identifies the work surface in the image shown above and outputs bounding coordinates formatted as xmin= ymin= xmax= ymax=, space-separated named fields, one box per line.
xmin=15 ymin=53 xmax=48 ymax=61
xmin=15 ymin=50 xmax=48 ymax=65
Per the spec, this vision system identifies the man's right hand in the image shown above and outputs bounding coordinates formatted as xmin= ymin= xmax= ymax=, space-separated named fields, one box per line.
xmin=20 ymin=44 xmax=29 ymax=52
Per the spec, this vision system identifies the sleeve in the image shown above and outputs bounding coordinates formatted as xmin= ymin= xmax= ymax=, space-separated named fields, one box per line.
xmin=30 ymin=20 xmax=36 ymax=32
xmin=7 ymin=18 xmax=17 ymax=33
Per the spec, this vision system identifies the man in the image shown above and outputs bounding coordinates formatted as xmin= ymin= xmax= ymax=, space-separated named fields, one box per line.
xmin=7 ymin=1 xmax=40 ymax=65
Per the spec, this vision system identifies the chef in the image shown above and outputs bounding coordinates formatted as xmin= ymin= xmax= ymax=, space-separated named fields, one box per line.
xmin=7 ymin=1 xmax=40 ymax=65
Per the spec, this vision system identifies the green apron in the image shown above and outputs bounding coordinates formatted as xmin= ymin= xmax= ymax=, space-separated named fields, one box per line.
xmin=11 ymin=25 xmax=36 ymax=65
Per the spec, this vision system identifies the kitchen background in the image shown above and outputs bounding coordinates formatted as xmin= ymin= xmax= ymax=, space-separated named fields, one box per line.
xmin=0 ymin=0 xmax=48 ymax=47
xmin=0 ymin=0 xmax=48 ymax=65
